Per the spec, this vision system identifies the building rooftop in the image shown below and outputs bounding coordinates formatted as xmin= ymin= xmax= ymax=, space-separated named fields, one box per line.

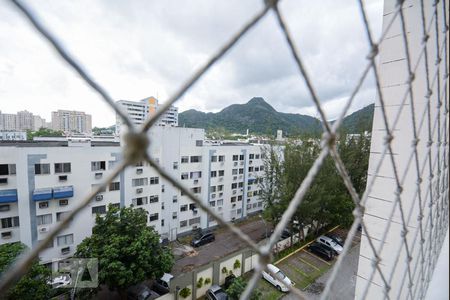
xmin=0 ymin=140 xmax=120 ymax=147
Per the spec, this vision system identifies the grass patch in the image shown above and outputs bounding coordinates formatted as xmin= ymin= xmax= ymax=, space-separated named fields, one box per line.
xmin=242 ymin=272 xmax=283 ymax=300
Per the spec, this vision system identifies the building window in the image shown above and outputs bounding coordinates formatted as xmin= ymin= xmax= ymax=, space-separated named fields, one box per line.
xmin=92 ymin=205 xmax=106 ymax=214
xmin=180 ymin=205 xmax=188 ymax=212
xmin=232 ymin=155 xmax=239 ymax=161
xmin=110 ymin=203 xmax=120 ymax=210
xmin=181 ymin=156 xmax=189 ymax=163
xmin=217 ymin=199 xmax=223 ymax=206
xmin=0 ymin=204 xmax=10 ymax=212
xmin=237 ymin=195 xmax=243 ymax=201
xmin=189 ymin=217 xmax=200 ymax=225
xmin=54 ymin=163 xmax=71 ymax=174
xmin=161 ymin=219 xmax=165 ymax=227
xmin=191 ymin=187 xmax=201 ymax=194
xmin=218 ymin=170 xmax=225 ymax=176
xmin=231 ymin=183 xmax=237 ymax=189
xmin=260 ymin=166 xmax=264 ymax=171
xmin=108 ymin=160 xmax=117 ymax=169
xmin=181 ymin=173 xmax=188 ymax=180
xmin=56 ymin=211 xmax=71 ymax=222
xmin=109 ymin=182 xmax=120 ymax=191
xmin=173 ymin=196 xmax=178 ymax=203
xmin=231 ymin=197 xmax=236 ymax=203
xmin=190 ymin=156 xmax=202 ymax=163
xmin=195 ymin=140 xmax=203 ymax=147
xmin=0 ymin=164 xmax=16 ymax=176
xmin=91 ymin=161 xmax=106 ymax=171
xmin=232 ymin=169 xmax=238 ymax=175
xmin=238 ymin=182 xmax=244 ymax=188
xmin=211 ymin=156 xmax=217 ymax=162
xmin=217 ymin=185 xmax=224 ymax=191
xmin=1 ymin=216 xmax=19 ymax=228
xmin=150 ymin=177 xmax=159 ymax=185
xmin=149 ymin=195 xmax=159 ymax=203
xmin=239 ymin=155 xmax=244 ymax=160
xmin=133 ymin=197 xmax=148 ymax=206
xmin=132 ymin=178 xmax=148 ymax=187
xmin=57 ymin=234 xmax=74 ymax=246
xmin=218 ymin=155 xmax=225 ymax=162
xmin=135 ymin=161 xmax=144 ymax=167
xmin=239 ymin=168 xmax=244 ymax=174
xmin=59 ymin=199 xmax=68 ymax=206
xmin=210 ymin=186 xmax=217 ymax=193
xmin=249 ymin=154 xmax=255 ymax=159
xmin=172 ymin=212 xmax=177 ymax=219
xmin=149 ymin=213 xmax=159 ymax=222
xmin=91 ymin=184 xmax=106 ymax=193
xmin=190 ymin=171 xmax=202 ymax=179
xmin=209 ymin=200 xmax=216 ymax=207
xmin=249 ymin=167 xmax=254 ymax=172
xmin=173 ymin=162 xmax=178 ymax=170
xmin=34 ymin=163 xmax=50 ymax=175
xmin=210 ymin=171 xmax=217 ymax=178
xmin=180 ymin=220 xmax=187 ymax=227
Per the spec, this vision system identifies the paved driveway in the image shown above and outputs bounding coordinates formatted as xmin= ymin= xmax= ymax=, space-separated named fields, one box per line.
xmin=172 ymin=218 xmax=270 ymax=275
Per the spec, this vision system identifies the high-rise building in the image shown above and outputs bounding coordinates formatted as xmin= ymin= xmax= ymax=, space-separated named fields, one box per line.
xmin=0 ymin=110 xmax=47 ymax=132
xmin=0 ymin=112 xmax=17 ymax=131
xmin=33 ymin=115 xmax=47 ymax=131
xmin=51 ymin=110 xmax=92 ymax=134
xmin=115 ymin=96 xmax=178 ymax=134
xmin=16 ymin=110 xmax=34 ymax=131
xmin=0 ymin=126 xmax=264 ymax=271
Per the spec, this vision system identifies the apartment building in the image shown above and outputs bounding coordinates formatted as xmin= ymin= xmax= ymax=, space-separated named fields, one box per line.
xmin=0 ymin=126 xmax=264 ymax=269
xmin=115 ymin=96 xmax=179 ymax=135
xmin=0 ymin=131 xmax=27 ymax=141
xmin=0 ymin=110 xmax=47 ymax=131
xmin=51 ymin=110 xmax=92 ymax=134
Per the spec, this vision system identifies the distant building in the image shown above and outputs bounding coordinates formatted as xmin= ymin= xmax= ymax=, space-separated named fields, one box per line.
xmin=0 ymin=131 xmax=27 ymax=141
xmin=276 ymin=129 xmax=283 ymax=141
xmin=0 ymin=110 xmax=47 ymax=132
xmin=51 ymin=110 xmax=92 ymax=134
xmin=115 ymin=96 xmax=178 ymax=135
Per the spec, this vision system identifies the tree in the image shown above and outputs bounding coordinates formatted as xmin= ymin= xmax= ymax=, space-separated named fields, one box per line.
xmin=226 ymin=276 xmax=262 ymax=300
xmin=75 ymin=204 xmax=174 ymax=297
xmin=0 ymin=242 xmax=51 ymax=300
xmin=27 ymin=128 xmax=64 ymax=140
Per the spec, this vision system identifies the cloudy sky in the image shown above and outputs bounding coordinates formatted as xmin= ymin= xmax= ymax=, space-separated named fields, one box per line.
xmin=0 ymin=0 xmax=383 ymax=127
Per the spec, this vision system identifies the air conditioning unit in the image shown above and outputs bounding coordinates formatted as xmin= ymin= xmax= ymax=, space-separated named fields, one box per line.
xmin=95 ymin=173 xmax=103 ymax=179
xmin=232 ymin=190 xmax=237 ymax=195
xmin=39 ymin=226 xmax=49 ymax=233
xmin=136 ymin=188 xmax=143 ymax=194
xmin=61 ymin=247 xmax=71 ymax=254
xmin=233 ymin=162 xmax=238 ymax=166
xmin=219 ymin=177 xmax=223 ymax=182
xmin=233 ymin=176 xmax=237 ymax=181
xmin=194 ymin=180 xmax=199 ymax=184
xmin=193 ymin=209 xmax=198 ymax=214
xmin=219 ymin=192 xmax=223 ymax=197
xmin=95 ymin=195 xmax=103 ymax=201
xmin=240 ymin=188 xmax=244 ymax=192
xmin=240 ymin=161 xmax=244 ymax=166
xmin=136 ymin=168 xmax=143 ymax=174
xmin=239 ymin=175 xmax=243 ymax=179
xmin=211 ymin=193 xmax=216 ymax=199
xmin=232 ymin=204 xmax=236 ymax=208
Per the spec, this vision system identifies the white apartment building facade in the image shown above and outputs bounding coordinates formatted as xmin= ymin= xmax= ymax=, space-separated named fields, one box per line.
xmin=115 ymin=96 xmax=179 ymax=135
xmin=0 ymin=126 xmax=264 ymax=269
xmin=51 ymin=110 xmax=92 ymax=135
xmin=0 ymin=131 xmax=27 ymax=141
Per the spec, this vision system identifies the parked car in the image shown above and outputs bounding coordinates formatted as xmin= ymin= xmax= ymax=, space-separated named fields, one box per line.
xmin=317 ymin=235 xmax=343 ymax=255
xmin=206 ymin=285 xmax=229 ymax=300
xmin=127 ymin=283 xmax=160 ymax=300
xmin=191 ymin=232 xmax=215 ymax=247
xmin=325 ymin=232 xmax=344 ymax=247
xmin=308 ymin=242 xmax=335 ymax=261
xmin=47 ymin=273 xmax=71 ymax=288
xmin=152 ymin=273 xmax=173 ymax=295
xmin=262 ymin=264 xmax=294 ymax=292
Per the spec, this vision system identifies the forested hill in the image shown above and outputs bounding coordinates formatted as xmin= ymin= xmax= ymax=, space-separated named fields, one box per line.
xmin=178 ymin=97 xmax=374 ymax=135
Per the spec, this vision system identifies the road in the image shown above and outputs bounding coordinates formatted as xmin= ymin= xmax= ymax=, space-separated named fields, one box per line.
xmin=172 ymin=218 xmax=270 ymax=275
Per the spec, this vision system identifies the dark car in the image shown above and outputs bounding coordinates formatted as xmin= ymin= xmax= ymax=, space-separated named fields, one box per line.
xmin=191 ymin=232 xmax=215 ymax=247
xmin=308 ymin=242 xmax=335 ymax=261
xmin=223 ymin=273 xmax=236 ymax=289
xmin=325 ymin=233 xmax=344 ymax=247
xmin=206 ymin=285 xmax=228 ymax=300
xmin=127 ymin=284 xmax=160 ymax=300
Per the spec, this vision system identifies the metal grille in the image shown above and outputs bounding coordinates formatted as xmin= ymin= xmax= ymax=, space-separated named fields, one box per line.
xmin=0 ymin=0 xmax=448 ymax=299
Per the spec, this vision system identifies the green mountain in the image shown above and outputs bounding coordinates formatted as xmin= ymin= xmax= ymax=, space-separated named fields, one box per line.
xmin=178 ymin=97 xmax=374 ymax=136
xmin=339 ymin=103 xmax=374 ymax=133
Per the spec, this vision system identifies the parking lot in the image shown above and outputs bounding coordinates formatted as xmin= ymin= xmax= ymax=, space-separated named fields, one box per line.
xmin=269 ymin=228 xmax=361 ymax=299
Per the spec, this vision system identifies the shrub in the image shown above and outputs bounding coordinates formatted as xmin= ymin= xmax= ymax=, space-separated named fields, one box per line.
xmin=233 ymin=259 xmax=241 ymax=270
xmin=221 ymin=266 xmax=228 ymax=274
xmin=205 ymin=278 xmax=212 ymax=285
xmin=179 ymin=287 xmax=191 ymax=298
xmin=197 ymin=277 xmax=204 ymax=288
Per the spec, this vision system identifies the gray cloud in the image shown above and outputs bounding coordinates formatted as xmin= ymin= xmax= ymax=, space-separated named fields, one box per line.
xmin=0 ymin=0 xmax=383 ymax=126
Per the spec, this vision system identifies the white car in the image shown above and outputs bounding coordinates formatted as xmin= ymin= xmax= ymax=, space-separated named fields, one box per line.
xmin=262 ymin=264 xmax=294 ymax=292
xmin=47 ymin=274 xmax=71 ymax=288
xmin=317 ymin=235 xmax=343 ymax=254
